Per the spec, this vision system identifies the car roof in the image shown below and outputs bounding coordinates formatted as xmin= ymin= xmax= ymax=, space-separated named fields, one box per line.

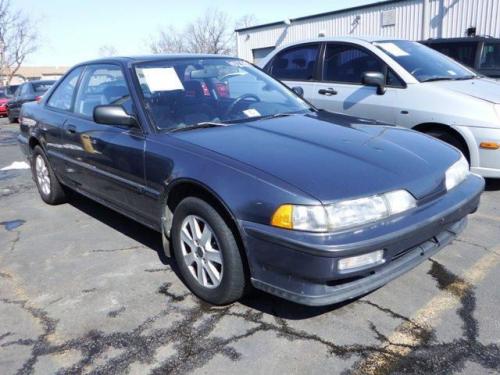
xmin=29 ymin=79 xmax=56 ymax=83
xmin=424 ymin=36 xmax=500 ymax=43
xmin=76 ymin=54 xmax=238 ymax=66
xmin=273 ymin=36 xmax=407 ymax=47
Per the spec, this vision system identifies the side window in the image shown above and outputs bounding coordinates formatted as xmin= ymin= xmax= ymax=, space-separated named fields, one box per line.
xmin=386 ymin=69 xmax=404 ymax=87
xmin=74 ymin=65 xmax=130 ymax=118
xmin=269 ymin=44 xmax=320 ymax=81
xmin=323 ymin=44 xmax=385 ymax=84
xmin=47 ymin=67 xmax=84 ymax=111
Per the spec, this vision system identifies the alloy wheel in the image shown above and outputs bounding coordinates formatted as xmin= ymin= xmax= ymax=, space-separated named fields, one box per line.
xmin=180 ymin=215 xmax=223 ymax=288
xmin=35 ymin=155 xmax=51 ymax=196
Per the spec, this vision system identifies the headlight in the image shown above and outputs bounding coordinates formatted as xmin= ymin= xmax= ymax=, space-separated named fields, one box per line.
xmin=271 ymin=190 xmax=416 ymax=233
xmin=445 ymin=154 xmax=469 ymax=191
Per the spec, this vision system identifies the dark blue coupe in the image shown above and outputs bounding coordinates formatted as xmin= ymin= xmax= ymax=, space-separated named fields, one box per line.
xmin=18 ymin=55 xmax=484 ymax=306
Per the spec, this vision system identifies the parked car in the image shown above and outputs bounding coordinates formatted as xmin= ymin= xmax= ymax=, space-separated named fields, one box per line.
xmin=422 ymin=36 xmax=500 ymax=79
xmin=7 ymin=80 xmax=55 ymax=123
xmin=0 ymin=91 xmax=10 ymax=117
xmin=6 ymin=84 xmax=19 ymax=97
xmin=18 ymin=56 xmax=483 ymax=306
xmin=261 ymin=37 xmax=500 ymax=179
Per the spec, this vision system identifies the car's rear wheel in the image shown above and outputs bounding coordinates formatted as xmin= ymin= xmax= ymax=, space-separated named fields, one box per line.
xmin=32 ymin=146 xmax=67 ymax=205
xmin=171 ymin=197 xmax=246 ymax=305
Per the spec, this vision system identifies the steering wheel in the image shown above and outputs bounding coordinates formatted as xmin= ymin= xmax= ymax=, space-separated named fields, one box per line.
xmin=224 ymin=93 xmax=260 ymax=118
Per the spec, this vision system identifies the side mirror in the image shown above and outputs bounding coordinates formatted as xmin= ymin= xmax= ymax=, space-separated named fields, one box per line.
xmin=362 ymin=72 xmax=386 ymax=95
xmin=93 ymin=105 xmax=137 ymax=127
xmin=292 ymin=86 xmax=304 ymax=97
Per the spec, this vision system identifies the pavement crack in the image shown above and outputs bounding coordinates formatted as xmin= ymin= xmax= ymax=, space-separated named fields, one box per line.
xmin=90 ymin=245 xmax=145 ymax=253
xmin=347 ymin=257 xmax=500 ymax=374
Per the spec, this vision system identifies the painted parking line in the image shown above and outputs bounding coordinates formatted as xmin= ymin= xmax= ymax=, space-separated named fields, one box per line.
xmin=353 ymin=248 xmax=500 ymax=375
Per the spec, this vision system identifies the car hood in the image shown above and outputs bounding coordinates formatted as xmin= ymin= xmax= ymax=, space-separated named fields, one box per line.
xmin=428 ymin=77 xmax=500 ymax=104
xmin=172 ymin=113 xmax=459 ymax=202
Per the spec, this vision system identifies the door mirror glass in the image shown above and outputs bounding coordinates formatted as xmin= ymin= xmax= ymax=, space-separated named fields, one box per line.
xmin=292 ymin=86 xmax=304 ymax=97
xmin=93 ymin=105 xmax=137 ymax=127
xmin=362 ymin=72 xmax=386 ymax=95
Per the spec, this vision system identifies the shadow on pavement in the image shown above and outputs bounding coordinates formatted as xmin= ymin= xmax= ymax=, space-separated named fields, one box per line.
xmin=67 ymin=191 xmax=366 ymax=319
xmin=68 ymin=192 xmax=169 ymax=266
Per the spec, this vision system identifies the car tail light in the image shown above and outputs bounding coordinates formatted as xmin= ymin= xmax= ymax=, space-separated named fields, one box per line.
xmin=215 ymin=83 xmax=230 ymax=98
xmin=35 ymin=96 xmax=42 ymax=103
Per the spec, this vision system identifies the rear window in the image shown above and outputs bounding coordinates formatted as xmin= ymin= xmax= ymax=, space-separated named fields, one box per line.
xmin=33 ymin=81 xmax=55 ymax=94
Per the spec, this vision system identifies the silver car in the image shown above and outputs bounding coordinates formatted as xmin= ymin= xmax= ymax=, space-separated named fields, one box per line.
xmin=260 ymin=37 xmax=500 ymax=178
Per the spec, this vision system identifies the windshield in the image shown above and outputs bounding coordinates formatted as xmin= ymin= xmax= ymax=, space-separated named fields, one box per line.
xmin=374 ymin=40 xmax=475 ymax=82
xmin=480 ymin=43 xmax=500 ymax=70
xmin=134 ymin=58 xmax=311 ymax=131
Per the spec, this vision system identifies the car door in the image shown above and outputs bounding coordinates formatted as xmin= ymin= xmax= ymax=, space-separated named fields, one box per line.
xmin=312 ymin=43 xmax=403 ymax=125
xmin=264 ymin=43 xmax=321 ymax=99
xmin=63 ymin=63 xmax=146 ymax=214
xmin=44 ymin=66 xmax=85 ymax=176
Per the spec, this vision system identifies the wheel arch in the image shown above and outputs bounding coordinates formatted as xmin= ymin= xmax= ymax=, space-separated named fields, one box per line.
xmin=412 ymin=122 xmax=474 ymax=163
xmin=161 ymin=178 xmax=249 ymax=275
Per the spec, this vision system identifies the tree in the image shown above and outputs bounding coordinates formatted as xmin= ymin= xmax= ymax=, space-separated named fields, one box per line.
xmin=235 ymin=14 xmax=258 ymax=29
xmin=149 ymin=26 xmax=186 ymax=54
xmin=0 ymin=0 xmax=38 ymax=87
xmin=185 ymin=8 xmax=233 ymax=55
xmin=98 ymin=44 xmax=118 ymax=57
xmin=150 ymin=8 xmax=254 ymax=56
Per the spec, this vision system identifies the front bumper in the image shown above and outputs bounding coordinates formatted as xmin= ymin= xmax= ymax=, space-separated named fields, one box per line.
xmin=241 ymin=174 xmax=484 ymax=306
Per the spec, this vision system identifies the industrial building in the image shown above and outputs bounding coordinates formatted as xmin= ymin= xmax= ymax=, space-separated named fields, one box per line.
xmin=235 ymin=0 xmax=500 ymax=64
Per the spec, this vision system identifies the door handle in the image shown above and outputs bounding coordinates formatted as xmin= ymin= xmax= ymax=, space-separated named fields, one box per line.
xmin=66 ymin=125 xmax=77 ymax=134
xmin=318 ymin=88 xmax=338 ymax=96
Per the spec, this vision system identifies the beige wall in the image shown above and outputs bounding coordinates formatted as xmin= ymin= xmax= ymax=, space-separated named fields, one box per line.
xmin=1 ymin=66 xmax=69 ymax=86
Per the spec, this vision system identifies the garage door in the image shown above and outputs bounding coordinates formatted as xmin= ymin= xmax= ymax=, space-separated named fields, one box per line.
xmin=252 ymin=47 xmax=275 ymax=65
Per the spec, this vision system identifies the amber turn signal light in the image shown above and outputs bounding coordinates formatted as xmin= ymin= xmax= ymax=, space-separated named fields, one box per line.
xmin=480 ymin=142 xmax=500 ymax=150
xmin=271 ymin=204 xmax=293 ymax=229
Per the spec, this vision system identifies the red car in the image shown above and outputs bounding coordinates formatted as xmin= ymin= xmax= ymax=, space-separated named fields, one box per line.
xmin=0 ymin=92 xmax=9 ymax=117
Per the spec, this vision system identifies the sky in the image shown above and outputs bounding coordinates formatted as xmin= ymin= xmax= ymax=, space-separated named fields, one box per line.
xmin=17 ymin=0 xmax=382 ymax=66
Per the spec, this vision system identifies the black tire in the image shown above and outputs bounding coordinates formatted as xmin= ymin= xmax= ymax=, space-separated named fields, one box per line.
xmin=31 ymin=145 xmax=67 ymax=205
xmin=427 ymin=130 xmax=470 ymax=161
xmin=171 ymin=197 xmax=246 ymax=305
xmin=8 ymin=112 xmax=17 ymax=124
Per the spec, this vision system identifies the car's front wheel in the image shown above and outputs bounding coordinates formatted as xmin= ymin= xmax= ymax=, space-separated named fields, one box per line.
xmin=32 ymin=146 xmax=67 ymax=205
xmin=171 ymin=197 xmax=246 ymax=305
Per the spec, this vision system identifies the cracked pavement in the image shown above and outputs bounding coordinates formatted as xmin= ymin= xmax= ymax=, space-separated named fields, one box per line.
xmin=1 ymin=119 xmax=500 ymax=374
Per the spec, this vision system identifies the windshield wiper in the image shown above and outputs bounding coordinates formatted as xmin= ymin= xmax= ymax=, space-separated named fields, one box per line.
xmin=169 ymin=122 xmax=228 ymax=133
xmin=420 ymin=76 xmax=455 ymax=82
xmin=452 ymin=75 xmax=476 ymax=80
xmin=421 ymin=75 xmax=476 ymax=82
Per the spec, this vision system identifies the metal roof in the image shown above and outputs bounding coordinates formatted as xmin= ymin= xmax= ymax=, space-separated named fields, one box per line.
xmin=234 ymin=0 xmax=410 ymax=32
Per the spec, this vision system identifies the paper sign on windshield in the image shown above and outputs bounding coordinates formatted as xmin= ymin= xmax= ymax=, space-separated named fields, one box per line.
xmin=142 ymin=67 xmax=184 ymax=92
xmin=376 ymin=42 xmax=409 ymax=57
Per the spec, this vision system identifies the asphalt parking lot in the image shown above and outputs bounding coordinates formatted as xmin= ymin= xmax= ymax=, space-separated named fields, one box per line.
xmin=1 ymin=118 xmax=500 ymax=375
